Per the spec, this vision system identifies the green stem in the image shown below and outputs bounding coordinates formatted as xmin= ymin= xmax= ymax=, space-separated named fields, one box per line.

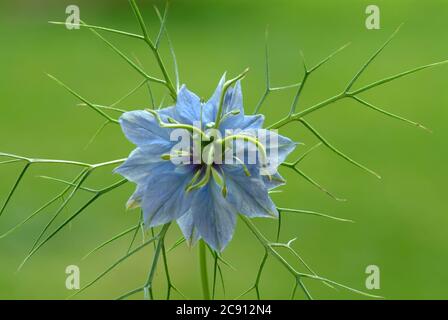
xmin=240 ymin=215 xmax=381 ymax=299
xmin=146 ymin=38 xmax=177 ymax=100
xmin=128 ymin=0 xmax=177 ymax=100
xmin=199 ymin=240 xmax=211 ymax=300
xmin=144 ymin=223 xmax=171 ymax=300
xmin=268 ymin=92 xmax=346 ymax=130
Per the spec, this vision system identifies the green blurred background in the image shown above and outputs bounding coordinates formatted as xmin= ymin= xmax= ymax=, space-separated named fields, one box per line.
xmin=0 ymin=0 xmax=447 ymax=299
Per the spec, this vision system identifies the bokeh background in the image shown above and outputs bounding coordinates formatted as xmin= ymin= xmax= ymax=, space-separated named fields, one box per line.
xmin=0 ymin=0 xmax=447 ymax=300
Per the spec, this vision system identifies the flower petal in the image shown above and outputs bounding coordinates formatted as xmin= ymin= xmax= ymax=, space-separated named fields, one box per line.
xmin=119 ymin=110 xmax=172 ymax=147
xmin=158 ymin=106 xmax=177 ymax=120
xmin=223 ymin=165 xmax=278 ymax=218
xmin=203 ymin=74 xmax=226 ymax=123
xmin=114 ymin=148 xmax=174 ymax=184
xmin=261 ymin=130 xmax=297 ymax=169
xmin=239 ymin=114 xmax=265 ymax=130
xmin=126 ymin=184 xmax=145 ymax=209
xmin=174 ymin=85 xmax=202 ymax=124
xmin=262 ymin=171 xmax=286 ymax=190
xmin=276 ymin=134 xmax=297 ymax=164
xmin=220 ymin=114 xmax=264 ymax=136
xmin=226 ymin=80 xmax=243 ymax=114
xmin=231 ymin=128 xmax=297 ymax=175
xmin=141 ymin=170 xmax=194 ymax=227
xmin=191 ymin=180 xmax=236 ymax=252
xmin=177 ymin=210 xmax=201 ymax=246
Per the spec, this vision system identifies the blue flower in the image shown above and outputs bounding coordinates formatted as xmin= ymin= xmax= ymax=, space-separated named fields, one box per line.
xmin=115 ymin=75 xmax=297 ymax=251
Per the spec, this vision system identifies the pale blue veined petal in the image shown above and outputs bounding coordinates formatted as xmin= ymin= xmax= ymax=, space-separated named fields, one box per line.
xmin=174 ymin=85 xmax=202 ymax=124
xmin=141 ymin=170 xmax=195 ymax=227
xmin=177 ymin=210 xmax=201 ymax=246
xmin=119 ymin=110 xmax=172 ymax=147
xmin=191 ymin=180 xmax=237 ymax=252
xmin=222 ymin=165 xmax=278 ymax=218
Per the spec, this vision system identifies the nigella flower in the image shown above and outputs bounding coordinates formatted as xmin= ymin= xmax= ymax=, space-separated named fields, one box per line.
xmin=115 ymin=75 xmax=296 ymax=251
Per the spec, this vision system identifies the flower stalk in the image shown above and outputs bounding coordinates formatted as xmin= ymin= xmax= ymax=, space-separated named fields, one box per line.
xmin=199 ymin=240 xmax=211 ymax=300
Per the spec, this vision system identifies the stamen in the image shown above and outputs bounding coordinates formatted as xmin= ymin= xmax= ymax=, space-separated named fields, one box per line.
xmin=220 ymin=109 xmax=241 ymax=123
xmin=203 ymin=143 xmax=215 ymax=165
xmin=145 ymin=109 xmax=208 ymax=140
xmin=205 ymin=122 xmax=216 ymax=129
xmin=220 ymin=134 xmax=274 ymax=179
xmin=186 ymin=165 xmax=212 ymax=192
xmin=160 ymin=150 xmax=191 ymax=161
xmin=186 ymin=144 xmax=216 ymax=192
xmin=232 ymin=156 xmax=252 ymax=177
xmin=220 ymin=134 xmax=269 ymax=168
xmin=167 ymin=117 xmax=179 ymax=124
xmin=211 ymin=167 xmax=227 ymax=197
xmin=185 ymin=168 xmax=203 ymax=192
xmin=161 ymin=154 xmax=171 ymax=160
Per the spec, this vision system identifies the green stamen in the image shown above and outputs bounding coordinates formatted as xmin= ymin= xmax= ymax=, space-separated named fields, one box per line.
xmin=187 ymin=165 xmax=212 ymax=192
xmin=146 ymin=109 xmax=208 ymax=140
xmin=160 ymin=150 xmax=191 ymax=161
xmin=220 ymin=134 xmax=269 ymax=170
xmin=232 ymin=156 xmax=252 ymax=177
xmin=211 ymin=167 xmax=227 ymax=197
xmin=185 ymin=168 xmax=203 ymax=192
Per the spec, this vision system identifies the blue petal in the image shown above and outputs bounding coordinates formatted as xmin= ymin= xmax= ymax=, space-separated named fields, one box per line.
xmin=208 ymin=74 xmax=226 ymax=106
xmin=220 ymin=114 xmax=264 ymax=135
xmin=233 ymin=164 xmax=286 ymax=190
xmin=240 ymin=114 xmax=265 ymax=130
xmin=223 ymin=165 xmax=278 ymax=218
xmin=174 ymin=85 xmax=202 ymax=124
xmin=119 ymin=110 xmax=171 ymax=147
xmin=114 ymin=148 xmax=174 ymax=184
xmin=218 ymin=81 xmax=246 ymax=129
xmin=263 ymin=131 xmax=297 ymax=167
xmin=262 ymin=171 xmax=286 ymax=190
xmin=191 ymin=180 xmax=237 ymax=252
xmin=232 ymin=129 xmax=296 ymax=175
xmin=203 ymin=74 xmax=226 ymax=123
xmin=225 ymin=80 xmax=243 ymax=114
xmin=177 ymin=210 xmax=201 ymax=246
xmin=203 ymin=76 xmax=249 ymax=129
xmin=141 ymin=170 xmax=194 ymax=227
xmin=158 ymin=106 xmax=177 ymax=120
xmin=126 ymin=184 xmax=145 ymax=209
